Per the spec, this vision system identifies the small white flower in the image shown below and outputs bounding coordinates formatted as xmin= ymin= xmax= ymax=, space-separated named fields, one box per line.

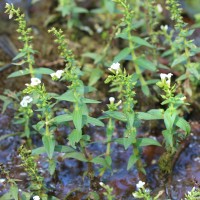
xmin=20 ymin=96 xmax=33 ymax=107
xmin=20 ymin=100 xmax=28 ymax=107
xmin=50 ymin=70 xmax=64 ymax=79
xmin=31 ymin=78 xmax=41 ymax=86
xmin=160 ymin=73 xmax=173 ymax=87
xmin=33 ymin=196 xmax=40 ymax=200
xmin=166 ymin=73 xmax=173 ymax=79
xmin=160 ymin=25 xmax=168 ymax=31
xmin=99 ymin=182 xmax=104 ymax=186
xmin=25 ymin=78 xmax=41 ymax=87
xmin=166 ymin=79 xmax=170 ymax=86
xmin=109 ymin=97 xmax=115 ymax=103
xmin=9 ymin=12 xmax=13 ymax=19
xmin=23 ymin=96 xmax=33 ymax=103
xmin=136 ymin=180 xmax=145 ymax=189
xmin=160 ymin=73 xmax=167 ymax=81
xmin=157 ymin=4 xmax=163 ymax=13
xmin=180 ymin=96 xmax=186 ymax=101
xmin=109 ymin=62 xmax=120 ymax=72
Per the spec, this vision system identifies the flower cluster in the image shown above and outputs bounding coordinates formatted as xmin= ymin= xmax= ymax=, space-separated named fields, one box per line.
xmin=25 ymin=78 xmax=41 ymax=87
xmin=50 ymin=70 xmax=64 ymax=79
xmin=20 ymin=96 xmax=33 ymax=107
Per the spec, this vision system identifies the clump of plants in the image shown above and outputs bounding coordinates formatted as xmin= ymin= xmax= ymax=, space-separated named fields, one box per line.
xmin=0 ymin=0 xmax=199 ymax=199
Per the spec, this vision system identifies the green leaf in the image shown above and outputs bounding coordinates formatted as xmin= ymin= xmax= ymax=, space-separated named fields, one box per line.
xmin=73 ymin=7 xmax=88 ymax=13
xmin=113 ymin=47 xmax=131 ymax=62
xmin=8 ymin=67 xmax=54 ymax=78
xmin=34 ymin=67 xmax=54 ymax=75
xmin=42 ymin=134 xmax=55 ymax=159
xmin=32 ymin=147 xmax=46 ymax=155
xmin=91 ymin=156 xmax=108 ymax=167
xmin=103 ymin=111 xmax=127 ymax=121
xmin=82 ymin=98 xmax=100 ymax=104
xmin=0 ymin=95 xmax=12 ymax=114
xmin=162 ymin=130 xmax=173 ymax=147
xmin=68 ymin=129 xmax=82 ymax=148
xmin=135 ymin=57 xmax=156 ymax=71
xmin=164 ymin=110 xmax=177 ymax=131
xmin=131 ymin=36 xmax=153 ymax=48
xmin=176 ymin=74 xmax=187 ymax=81
xmin=127 ymin=154 xmax=138 ymax=170
xmin=64 ymin=152 xmax=87 ymax=162
xmin=54 ymin=90 xmax=76 ymax=102
xmin=49 ymin=159 xmax=56 ymax=175
xmin=89 ymin=68 xmax=103 ymax=86
xmin=52 ymin=114 xmax=73 ymax=124
xmin=73 ymin=107 xmax=83 ymax=131
xmin=115 ymin=32 xmax=128 ymax=40
xmin=176 ymin=117 xmax=191 ymax=134
xmin=137 ymin=109 xmax=163 ymax=120
xmin=171 ymin=54 xmax=187 ymax=67
xmin=87 ymin=116 xmax=104 ymax=127
xmin=137 ymin=138 xmax=161 ymax=147
xmin=54 ymin=145 xmax=74 ymax=153
xmin=8 ymin=69 xmax=30 ymax=78
xmin=13 ymin=51 xmax=26 ymax=60
xmin=141 ymin=84 xmax=150 ymax=96
xmin=10 ymin=185 xmax=18 ymax=200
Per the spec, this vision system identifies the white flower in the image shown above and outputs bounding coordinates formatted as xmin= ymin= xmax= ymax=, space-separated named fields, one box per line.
xmin=160 ymin=73 xmax=167 ymax=81
xmin=136 ymin=180 xmax=145 ymax=189
xmin=109 ymin=62 xmax=120 ymax=72
xmin=157 ymin=4 xmax=163 ymax=13
xmin=20 ymin=100 xmax=28 ymax=107
xmin=109 ymin=97 xmax=115 ymax=103
xmin=30 ymin=78 xmax=41 ymax=86
xmin=160 ymin=73 xmax=173 ymax=87
xmin=166 ymin=79 xmax=170 ymax=86
xmin=166 ymin=73 xmax=173 ymax=79
xmin=20 ymin=96 xmax=33 ymax=107
xmin=33 ymin=196 xmax=40 ymax=200
xmin=99 ymin=182 xmax=104 ymax=186
xmin=23 ymin=96 xmax=33 ymax=103
xmin=160 ymin=25 xmax=168 ymax=31
xmin=50 ymin=70 xmax=64 ymax=79
xmin=180 ymin=96 xmax=186 ymax=101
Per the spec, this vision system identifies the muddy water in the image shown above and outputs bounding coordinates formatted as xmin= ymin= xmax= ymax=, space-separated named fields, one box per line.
xmin=0 ymin=107 xmax=199 ymax=199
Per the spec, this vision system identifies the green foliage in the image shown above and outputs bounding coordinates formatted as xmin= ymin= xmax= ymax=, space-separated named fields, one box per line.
xmin=5 ymin=3 xmax=35 ymax=77
xmin=1 ymin=1 xmax=196 ymax=199
xmin=18 ymin=145 xmax=44 ymax=192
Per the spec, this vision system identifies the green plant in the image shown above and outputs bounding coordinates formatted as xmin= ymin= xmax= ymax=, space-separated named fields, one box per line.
xmin=18 ymin=146 xmax=45 ymax=196
xmin=184 ymin=187 xmax=200 ymax=200
xmin=99 ymin=182 xmax=115 ymax=200
xmin=5 ymin=3 xmax=35 ymax=77
xmin=156 ymin=73 xmax=190 ymax=153
xmin=56 ymin=0 xmax=88 ymax=28
xmin=104 ymin=63 xmax=161 ymax=175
